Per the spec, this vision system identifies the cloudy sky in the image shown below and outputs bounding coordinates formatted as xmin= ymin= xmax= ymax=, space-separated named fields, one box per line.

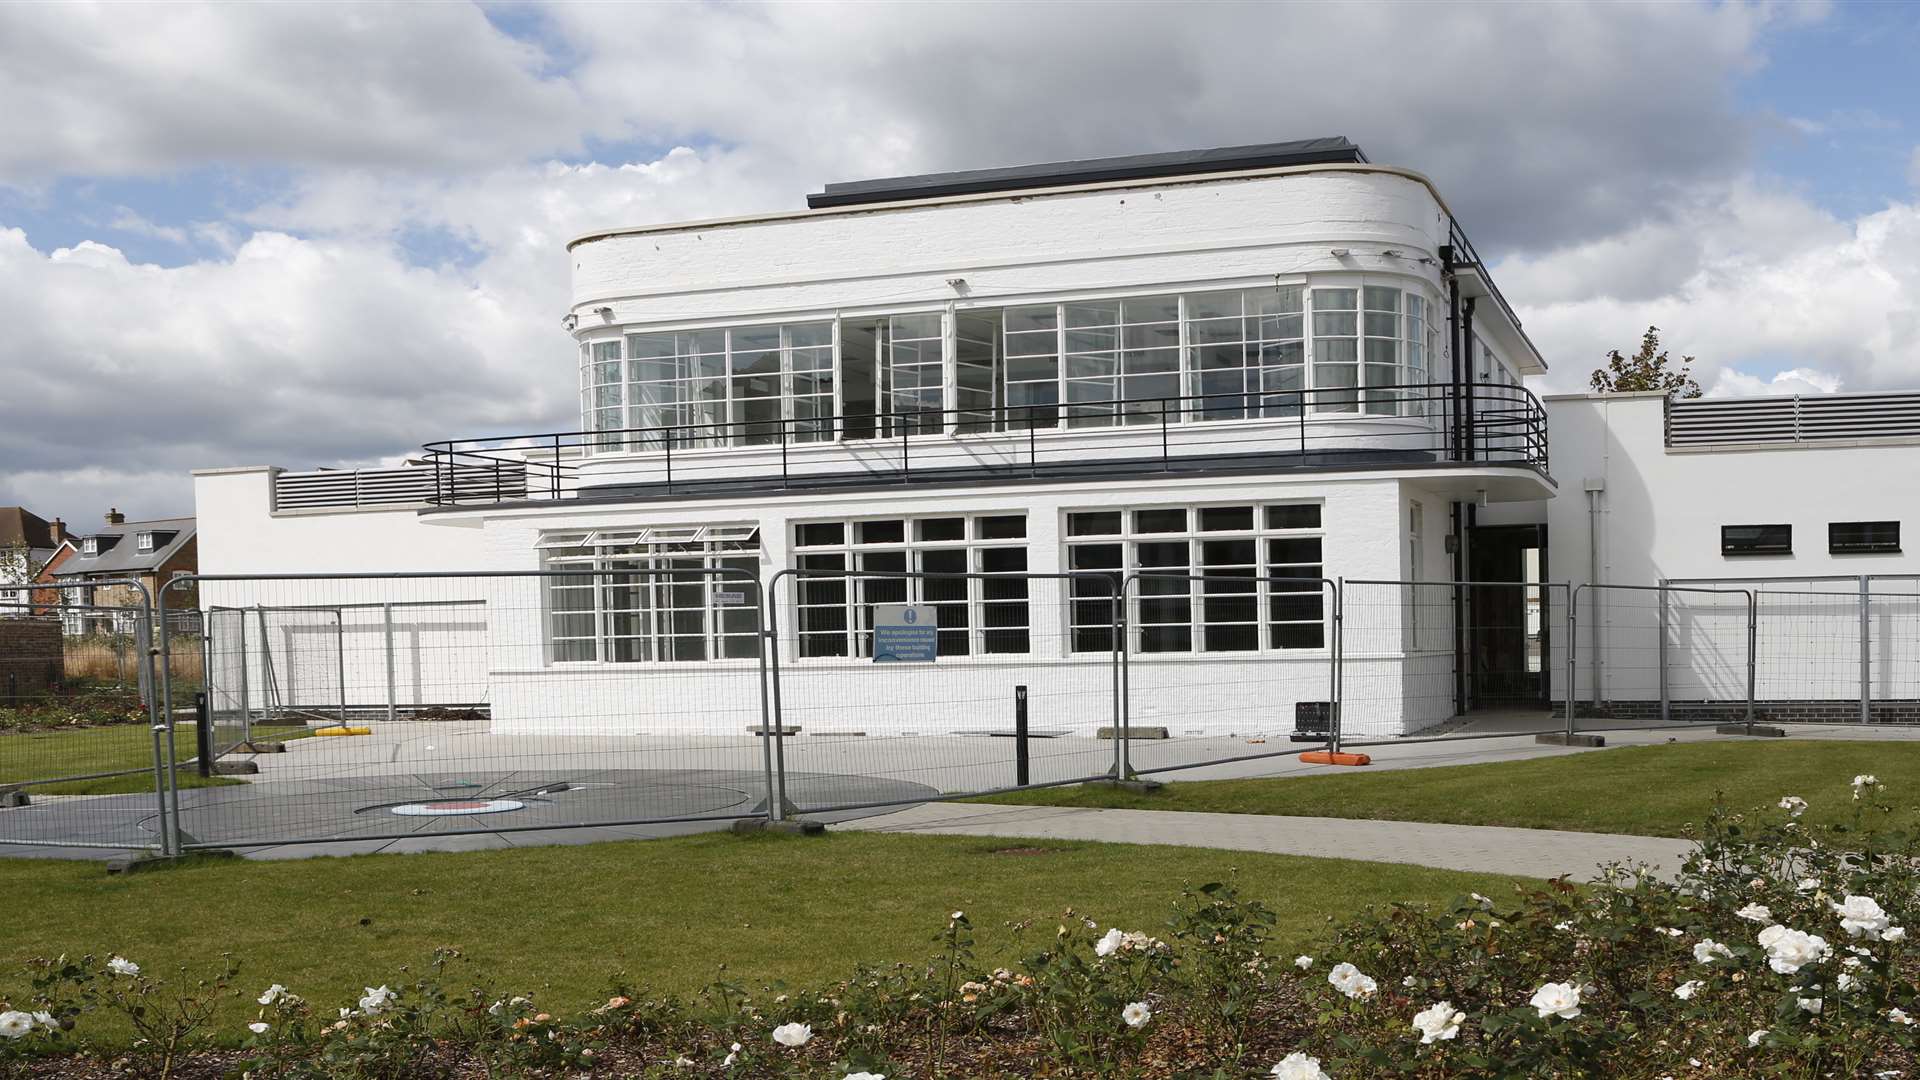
xmin=1 ymin=0 xmax=1917 ymax=526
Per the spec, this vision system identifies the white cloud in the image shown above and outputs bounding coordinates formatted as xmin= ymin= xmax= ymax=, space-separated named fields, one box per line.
xmin=1709 ymin=367 xmax=1844 ymax=396
xmin=1507 ymin=187 xmax=1920 ymax=394
xmin=0 ymin=3 xmax=583 ymax=184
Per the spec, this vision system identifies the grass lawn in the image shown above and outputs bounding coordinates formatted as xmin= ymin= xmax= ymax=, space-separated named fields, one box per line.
xmin=0 ymin=724 xmax=310 ymax=795
xmin=974 ymin=739 xmax=1918 ymax=837
xmin=0 ymin=832 xmax=1529 ymax=1039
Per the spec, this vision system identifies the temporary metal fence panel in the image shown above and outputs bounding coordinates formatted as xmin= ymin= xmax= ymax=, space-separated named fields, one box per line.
xmin=1115 ymin=573 xmax=1341 ymax=776
xmin=0 ymin=583 xmax=171 ymax=853
xmin=157 ymin=569 xmax=777 ymax=850
xmin=1867 ymin=577 xmax=1920 ymax=721
xmin=203 ymin=607 xmax=253 ymax=756
xmin=766 ymin=568 xmax=1122 ymax=814
xmin=1337 ymin=580 xmax=1569 ymax=746
xmin=1568 ymin=583 xmax=1754 ymax=731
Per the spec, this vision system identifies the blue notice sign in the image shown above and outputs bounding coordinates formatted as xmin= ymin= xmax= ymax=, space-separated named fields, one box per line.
xmin=873 ymin=604 xmax=937 ymax=663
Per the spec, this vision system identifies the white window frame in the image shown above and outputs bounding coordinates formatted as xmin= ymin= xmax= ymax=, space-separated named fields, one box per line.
xmin=1063 ymin=501 xmax=1328 ymax=657
xmin=137 ymin=532 xmax=155 ymax=553
xmin=539 ymin=525 xmax=761 ymax=665
xmin=789 ymin=512 xmax=1032 ymax=660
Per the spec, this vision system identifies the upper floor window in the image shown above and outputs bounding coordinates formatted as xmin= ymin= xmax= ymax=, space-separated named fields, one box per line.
xmin=137 ymin=532 xmax=155 ymax=553
xmin=1830 ymin=521 xmax=1900 ymax=555
xmin=81 ymin=537 xmax=99 ymax=555
xmin=791 ymin=513 xmax=1030 ymax=659
xmin=581 ymin=278 xmax=1439 ymax=445
xmin=1722 ymin=524 xmax=1792 ymax=557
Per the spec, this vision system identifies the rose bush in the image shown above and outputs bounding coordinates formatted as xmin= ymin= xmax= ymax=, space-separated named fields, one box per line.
xmin=4 ymin=774 xmax=1919 ymax=1077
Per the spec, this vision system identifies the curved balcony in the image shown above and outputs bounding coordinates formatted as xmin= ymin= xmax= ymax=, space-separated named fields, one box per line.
xmin=420 ymin=381 xmax=1548 ymax=508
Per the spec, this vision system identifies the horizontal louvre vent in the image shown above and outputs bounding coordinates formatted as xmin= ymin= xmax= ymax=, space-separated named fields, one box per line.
xmin=1668 ymin=393 xmax=1920 ymax=447
xmin=274 ymin=465 xmax=526 ymax=511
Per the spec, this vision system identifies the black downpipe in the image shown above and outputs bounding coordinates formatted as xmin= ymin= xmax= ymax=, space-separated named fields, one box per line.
xmin=1461 ymin=297 xmax=1478 ymax=463
xmin=1442 ymin=244 xmax=1469 ymax=718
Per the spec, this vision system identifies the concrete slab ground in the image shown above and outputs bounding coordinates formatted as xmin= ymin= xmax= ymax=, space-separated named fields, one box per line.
xmin=838 ymin=802 xmax=1696 ymax=882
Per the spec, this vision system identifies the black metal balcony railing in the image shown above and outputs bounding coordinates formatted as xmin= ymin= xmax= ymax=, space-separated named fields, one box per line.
xmin=421 ymin=381 xmax=1548 ymax=507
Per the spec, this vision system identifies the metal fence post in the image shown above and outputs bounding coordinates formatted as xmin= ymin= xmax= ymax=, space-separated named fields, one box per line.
xmin=1657 ymin=582 xmax=1670 ymax=724
xmin=760 ymin=571 xmax=787 ymax=822
xmin=336 ymin=609 xmax=348 ymax=724
xmin=237 ymin=609 xmax=252 ymax=745
xmin=1330 ymin=578 xmax=1344 ymax=754
xmin=1860 ymin=575 xmax=1872 ymax=724
xmin=1565 ymin=584 xmax=1580 ymax=738
xmin=383 ymin=602 xmax=398 ymax=725
xmin=1014 ymin=685 xmax=1030 ymax=787
xmin=153 ymin=587 xmax=184 ymax=857
xmin=1745 ymin=589 xmax=1758 ymax=735
xmin=1113 ymin=574 xmax=1129 ymax=779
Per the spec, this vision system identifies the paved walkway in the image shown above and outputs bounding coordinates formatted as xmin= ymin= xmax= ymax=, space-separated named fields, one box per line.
xmin=839 ymin=802 xmax=1695 ymax=881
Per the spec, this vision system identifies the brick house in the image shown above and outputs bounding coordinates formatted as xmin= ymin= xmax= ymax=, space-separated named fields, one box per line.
xmin=51 ymin=510 xmax=198 ymax=633
xmin=0 ymin=507 xmax=67 ymax=614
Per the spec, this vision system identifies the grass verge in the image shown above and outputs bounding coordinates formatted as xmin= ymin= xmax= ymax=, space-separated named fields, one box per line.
xmin=0 ymin=831 xmax=1528 ymax=1039
xmin=973 ymin=739 xmax=1918 ymax=837
xmin=1 ymin=725 xmax=310 ymax=795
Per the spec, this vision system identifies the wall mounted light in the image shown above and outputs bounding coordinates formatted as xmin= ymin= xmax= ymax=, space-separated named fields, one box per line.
xmin=561 ymin=313 xmax=578 ymax=331
xmin=1329 ymin=248 xmax=1350 ymax=257
xmin=946 ymin=277 xmax=970 ymax=295
xmin=593 ymin=306 xmax=615 ymax=321
xmin=1380 ymin=249 xmax=1403 ymax=258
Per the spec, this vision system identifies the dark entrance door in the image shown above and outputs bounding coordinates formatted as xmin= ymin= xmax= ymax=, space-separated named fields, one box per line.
xmin=1467 ymin=523 xmax=1548 ymax=707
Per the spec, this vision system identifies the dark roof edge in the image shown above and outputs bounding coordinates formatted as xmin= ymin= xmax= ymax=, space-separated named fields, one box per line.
xmin=806 ymin=138 xmax=1367 ymax=210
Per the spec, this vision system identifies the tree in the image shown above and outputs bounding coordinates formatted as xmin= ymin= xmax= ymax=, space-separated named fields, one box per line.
xmin=1589 ymin=325 xmax=1702 ymax=398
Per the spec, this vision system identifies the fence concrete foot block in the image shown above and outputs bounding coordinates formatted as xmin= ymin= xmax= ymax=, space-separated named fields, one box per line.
xmin=240 ymin=741 xmax=286 ymax=754
xmin=212 ymin=761 xmax=260 ymax=776
xmin=731 ymin=818 xmax=826 ymax=836
xmin=1093 ymin=778 xmax=1165 ymax=794
xmin=0 ymin=789 xmax=29 ymax=808
xmin=1716 ymin=724 xmax=1788 ymax=738
xmin=1535 ymin=734 xmax=1607 ymax=748
xmin=1097 ymin=727 xmax=1169 ymax=740
xmin=748 ymin=726 xmax=802 ymax=736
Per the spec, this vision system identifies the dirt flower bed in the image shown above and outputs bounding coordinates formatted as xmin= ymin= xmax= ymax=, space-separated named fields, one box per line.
xmin=0 ymin=688 xmax=148 ymax=734
xmin=6 ymin=775 xmax=1920 ymax=1078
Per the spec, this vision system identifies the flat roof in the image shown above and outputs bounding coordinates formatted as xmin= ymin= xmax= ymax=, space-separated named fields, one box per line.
xmin=805 ymin=137 xmax=1367 ymax=210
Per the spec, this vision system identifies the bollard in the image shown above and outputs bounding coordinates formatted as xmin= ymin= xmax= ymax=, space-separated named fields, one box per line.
xmin=1014 ymin=684 xmax=1030 ymax=787
xmin=195 ymin=692 xmax=212 ymax=779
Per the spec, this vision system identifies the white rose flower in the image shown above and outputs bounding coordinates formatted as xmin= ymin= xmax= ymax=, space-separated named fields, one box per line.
xmin=1402 ymin=975 xmax=1418 ymax=988
xmin=30 ymin=1012 xmax=55 ymax=1031
xmin=1747 ymin=1028 xmax=1768 ymax=1047
xmin=1798 ymin=996 xmax=1823 ymax=1014
xmin=1270 ymin=1052 xmax=1332 ymax=1080
xmin=1693 ymin=939 xmax=1733 ymax=964
xmin=1892 ymin=1008 xmax=1914 ymax=1025
xmin=1470 ymin=892 xmax=1493 ymax=908
xmin=1095 ymin=928 xmax=1126 ymax=958
xmin=358 ymin=986 xmax=395 ymax=1015
xmin=949 ymin=910 xmax=964 ymax=921
xmin=1656 ymin=927 xmax=1684 ymax=938
xmin=1761 ymin=928 xmax=1830 ymax=975
xmin=771 ymin=1022 xmax=812 ymax=1048
xmin=1529 ymin=981 xmax=1582 ymax=1020
xmin=1778 ymin=796 xmax=1808 ymax=817
xmin=1835 ymin=895 xmax=1892 ymax=939
xmin=1854 ymin=774 xmax=1879 ymax=788
xmin=1122 ymin=1001 xmax=1152 ymax=1029
xmin=1839 ymin=974 xmax=1859 ymax=992
xmin=1326 ymin=962 xmax=1377 ymax=1000
xmin=248 ymin=1022 xmax=270 ymax=1034
xmin=1293 ymin=955 xmax=1313 ymax=970
xmin=1673 ymin=980 xmax=1702 ymax=1000
xmin=1886 ymin=926 xmax=1908 ymax=942
xmin=1735 ymin=904 xmax=1773 ymax=923
xmin=1795 ymin=878 xmax=1820 ymax=894
xmin=258 ymin=984 xmax=287 ymax=1006
xmin=0 ymin=1012 xmax=33 ymax=1039
xmin=107 ymin=956 xmax=140 ymax=977
xmin=1411 ymin=1000 xmax=1464 ymax=1044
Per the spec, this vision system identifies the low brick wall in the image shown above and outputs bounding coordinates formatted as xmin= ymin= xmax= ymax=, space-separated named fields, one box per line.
xmin=0 ymin=618 xmax=64 ymax=701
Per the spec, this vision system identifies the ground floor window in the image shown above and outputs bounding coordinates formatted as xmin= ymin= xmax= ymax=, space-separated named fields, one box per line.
xmin=540 ymin=526 xmax=761 ymax=663
xmin=1065 ymin=503 xmax=1325 ymax=654
xmin=791 ymin=513 xmax=1030 ymax=658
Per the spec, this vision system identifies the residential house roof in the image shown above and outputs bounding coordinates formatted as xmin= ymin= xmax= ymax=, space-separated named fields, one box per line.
xmin=54 ymin=517 xmax=196 ymax=578
xmin=0 ymin=506 xmax=55 ymax=549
